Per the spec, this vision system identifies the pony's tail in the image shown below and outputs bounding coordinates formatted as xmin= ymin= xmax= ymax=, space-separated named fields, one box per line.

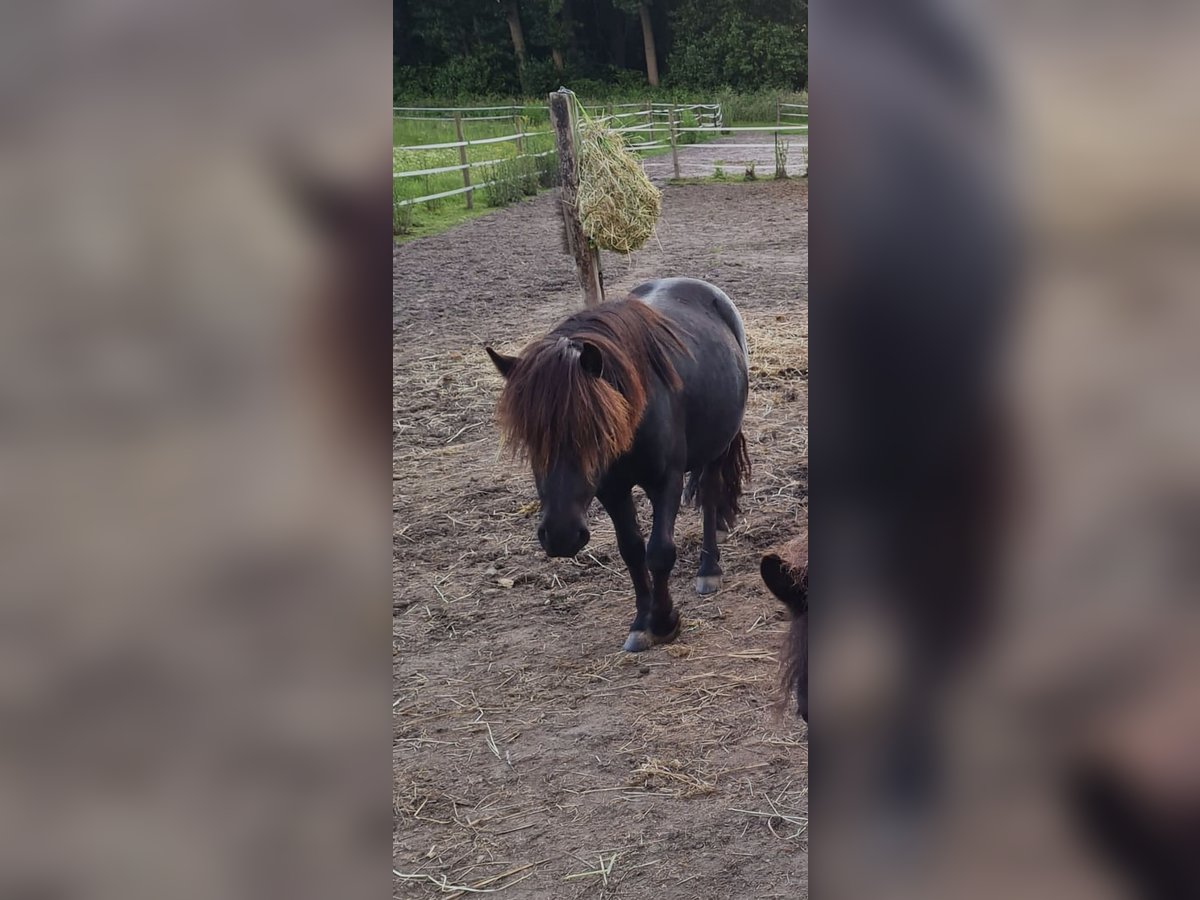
xmin=697 ymin=430 xmax=751 ymax=530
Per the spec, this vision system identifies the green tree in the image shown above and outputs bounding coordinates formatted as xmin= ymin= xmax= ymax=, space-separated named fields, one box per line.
xmin=613 ymin=0 xmax=660 ymax=86
xmin=394 ymin=0 xmax=807 ymax=99
xmin=666 ymin=0 xmax=806 ymax=90
xmin=501 ymin=0 xmax=529 ymax=89
xmin=525 ymin=0 xmax=574 ymax=76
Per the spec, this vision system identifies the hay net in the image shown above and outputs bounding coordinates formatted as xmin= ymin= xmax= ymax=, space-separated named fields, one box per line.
xmin=572 ymin=98 xmax=661 ymax=254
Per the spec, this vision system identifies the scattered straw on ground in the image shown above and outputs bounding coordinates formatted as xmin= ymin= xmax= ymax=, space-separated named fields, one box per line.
xmin=394 ymin=179 xmax=809 ymax=898
xmin=627 ymin=756 xmax=718 ymax=798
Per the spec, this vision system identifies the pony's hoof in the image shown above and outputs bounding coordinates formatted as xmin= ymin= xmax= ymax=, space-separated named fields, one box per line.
xmin=623 ymin=631 xmax=653 ymax=652
xmin=654 ymin=612 xmax=682 ymax=645
xmin=623 ymin=615 xmax=681 ymax=652
xmin=695 ymin=574 xmax=722 ymax=595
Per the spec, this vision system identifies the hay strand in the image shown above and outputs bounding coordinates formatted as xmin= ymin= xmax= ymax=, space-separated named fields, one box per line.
xmin=576 ymin=116 xmax=661 ymax=254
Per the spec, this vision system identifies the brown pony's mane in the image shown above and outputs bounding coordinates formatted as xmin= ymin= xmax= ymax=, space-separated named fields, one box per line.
xmin=771 ymin=531 xmax=808 ymax=721
xmin=496 ymin=298 xmax=687 ymax=477
xmin=777 ymin=533 xmax=809 ymax=584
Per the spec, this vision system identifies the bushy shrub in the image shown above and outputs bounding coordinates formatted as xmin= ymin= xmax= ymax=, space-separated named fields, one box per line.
xmin=420 ymin=175 xmax=444 ymax=211
xmin=535 ymin=151 xmax=559 ymax=188
xmin=394 ymin=50 xmax=527 ymax=103
xmin=677 ymin=108 xmax=699 ymax=145
xmin=774 ymin=133 xmax=790 ymax=179
xmin=481 ymin=156 xmax=541 ymax=207
xmin=519 ymin=155 xmax=539 ymax=196
xmin=666 ymin=0 xmax=806 ymax=93
xmin=392 ymin=178 xmax=416 ymax=235
xmin=521 ymin=58 xmax=561 ymax=97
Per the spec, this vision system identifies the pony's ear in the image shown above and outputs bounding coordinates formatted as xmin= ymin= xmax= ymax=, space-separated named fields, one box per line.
xmin=486 ymin=347 xmax=518 ymax=378
xmin=762 ymin=553 xmax=807 ymax=616
xmin=578 ymin=341 xmax=603 ymax=378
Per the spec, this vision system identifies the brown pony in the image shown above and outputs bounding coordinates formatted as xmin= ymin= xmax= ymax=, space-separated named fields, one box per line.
xmin=492 ymin=300 xmax=684 ymax=483
xmin=488 ymin=277 xmax=751 ymax=652
xmin=761 ymin=531 xmax=808 ymax=722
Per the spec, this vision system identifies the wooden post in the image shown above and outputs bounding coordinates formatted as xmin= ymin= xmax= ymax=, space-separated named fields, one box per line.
xmin=667 ymin=106 xmax=680 ymax=180
xmin=512 ymin=113 xmax=524 ymax=155
xmin=645 ymin=100 xmax=654 ymax=143
xmin=454 ymin=113 xmax=472 ymax=210
xmin=548 ymin=90 xmax=604 ymax=307
xmin=774 ymin=98 xmax=783 ymax=179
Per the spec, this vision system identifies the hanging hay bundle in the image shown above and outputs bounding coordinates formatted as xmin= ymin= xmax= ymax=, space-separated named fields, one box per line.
xmin=577 ymin=118 xmax=661 ymax=254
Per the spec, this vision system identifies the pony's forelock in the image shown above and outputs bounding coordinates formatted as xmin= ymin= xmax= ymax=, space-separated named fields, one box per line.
xmin=495 ymin=300 xmax=686 ymax=478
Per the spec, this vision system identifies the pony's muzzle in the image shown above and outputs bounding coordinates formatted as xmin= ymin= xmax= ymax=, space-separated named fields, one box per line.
xmin=538 ymin=522 xmax=590 ymax=558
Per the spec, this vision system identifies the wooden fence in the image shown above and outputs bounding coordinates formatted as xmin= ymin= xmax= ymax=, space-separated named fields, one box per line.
xmin=392 ymin=120 xmax=554 ymax=209
xmin=393 ymin=99 xmax=807 ymax=209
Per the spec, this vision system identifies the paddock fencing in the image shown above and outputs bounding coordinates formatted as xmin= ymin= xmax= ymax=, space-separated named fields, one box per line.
xmin=393 ymin=99 xmax=806 ymax=214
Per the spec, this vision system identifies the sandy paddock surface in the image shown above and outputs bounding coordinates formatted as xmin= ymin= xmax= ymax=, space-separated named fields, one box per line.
xmin=393 ymin=179 xmax=808 ymax=899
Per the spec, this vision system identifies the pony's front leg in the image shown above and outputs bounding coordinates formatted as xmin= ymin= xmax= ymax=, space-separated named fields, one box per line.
xmin=641 ymin=470 xmax=684 ymax=649
xmin=597 ymin=490 xmax=654 ymax=652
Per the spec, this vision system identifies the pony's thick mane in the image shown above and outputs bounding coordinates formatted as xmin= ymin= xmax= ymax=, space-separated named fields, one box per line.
xmin=775 ymin=532 xmax=809 ymax=721
xmin=496 ymin=299 xmax=687 ymax=477
xmin=777 ymin=534 xmax=809 ymax=583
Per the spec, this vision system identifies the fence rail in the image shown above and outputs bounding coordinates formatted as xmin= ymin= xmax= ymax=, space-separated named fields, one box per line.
xmin=394 ymin=96 xmax=805 ymax=222
xmin=396 ymin=151 xmax=559 ymax=207
xmin=399 ymin=130 xmax=550 ymax=152
xmin=394 ymin=104 xmax=541 ymax=112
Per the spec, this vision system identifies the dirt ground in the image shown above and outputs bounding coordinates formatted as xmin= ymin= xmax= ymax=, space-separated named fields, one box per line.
xmin=393 ymin=179 xmax=808 ymax=899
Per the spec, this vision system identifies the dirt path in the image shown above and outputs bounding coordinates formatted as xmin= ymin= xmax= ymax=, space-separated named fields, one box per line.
xmin=640 ymin=132 xmax=808 ymax=182
xmin=394 ymin=179 xmax=808 ymax=899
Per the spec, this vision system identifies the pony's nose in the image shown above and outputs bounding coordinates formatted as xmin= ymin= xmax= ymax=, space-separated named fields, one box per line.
xmin=539 ymin=523 xmax=589 ymax=558
xmin=560 ymin=526 xmax=590 ymax=557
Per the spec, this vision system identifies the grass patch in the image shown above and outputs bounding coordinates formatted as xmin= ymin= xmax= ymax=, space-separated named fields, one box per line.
xmin=393 ymin=113 xmax=557 ymax=239
xmin=392 ymin=201 xmax=509 ymax=245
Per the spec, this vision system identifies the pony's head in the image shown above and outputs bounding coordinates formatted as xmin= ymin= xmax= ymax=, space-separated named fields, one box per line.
xmin=486 ymin=301 xmax=684 ymax=558
xmin=762 ymin=532 xmax=809 ymax=722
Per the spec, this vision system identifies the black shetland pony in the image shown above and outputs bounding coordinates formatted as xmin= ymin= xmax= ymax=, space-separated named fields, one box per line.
xmin=486 ymin=277 xmax=750 ymax=652
xmin=761 ymin=532 xmax=808 ymax=722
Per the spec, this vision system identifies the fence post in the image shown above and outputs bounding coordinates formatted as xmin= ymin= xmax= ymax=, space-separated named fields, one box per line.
xmin=668 ymin=107 xmax=680 ymax=180
xmin=453 ymin=113 xmax=472 ymax=210
xmin=645 ymin=100 xmax=654 ymax=143
xmin=548 ymin=90 xmax=604 ymax=308
xmin=774 ymin=98 xmax=783 ymax=178
xmin=512 ymin=113 xmax=525 ymax=155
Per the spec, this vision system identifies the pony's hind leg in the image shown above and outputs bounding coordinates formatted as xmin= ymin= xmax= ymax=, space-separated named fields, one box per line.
xmin=695 ymin=432 xmax=750 ymax=593
xmin=716 ymin=512 xmax=731 ymax=542
xmin=687 ymin=471 xmax=729 ymax=540
xmin=696 ymin=499 xmax=723 ymax=594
